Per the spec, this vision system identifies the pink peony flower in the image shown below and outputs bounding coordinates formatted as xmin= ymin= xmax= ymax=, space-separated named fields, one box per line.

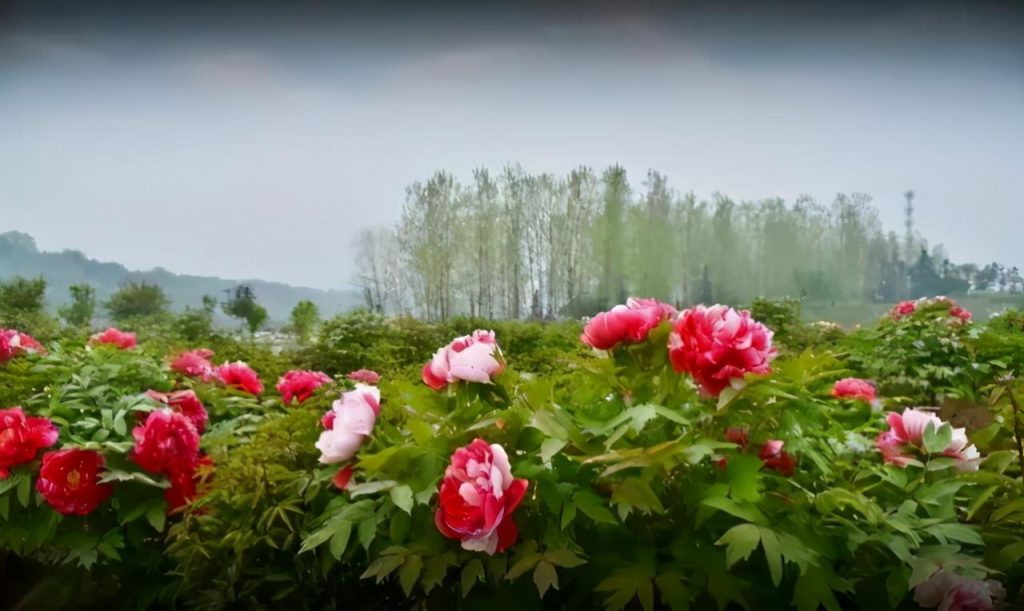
xmin=276 ymin=370 xmax=333 ymax=405
xmin=581 ymin=298 xmax=677 ymax=350
xmin=949 ymin=305 xmax=972 ymax=323
xmin=435 ymin=439 xmax=529 ymax=555
xmin=422 ymin=330 xmax=504 ymax=391
xmin=668 ymin=305 xmax=777 ymax=397
xmin=90 ymin=327 xmax=137 ymax=350
xmin=892 ymin=300 xmax=918 ymax=318
xmin=0 ymin=328 xmax=46 ymax=363
xmin=831 ymin=378 xmax=878 ymax=404
xmin=876 ymin=408 xmax=980 ymax=469
xmin=170 ymin=349 xmax=216 ymax=380
xmin=347 ymin=369 xmax=381 ymax=385
xmin=36 ymin=449 xmax=113 ymax=516
xmin=0 ymin=407 xmax=59 ymax=478
xmin=215 ymin=361 xmax=264 ymax=395
xmin=145 ymin=389 xmax=209 ymax=434
xmin=315 ymin=384 xmax=380 ymax=464
xmin=914 ymin=570 xmax=1005 ymax=611
xmin=758 ymin=440 xmax=796 ymax=476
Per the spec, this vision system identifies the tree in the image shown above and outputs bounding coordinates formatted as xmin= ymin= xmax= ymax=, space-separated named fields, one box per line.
xmin=0 ymin=275 xmax=46 ymax=315
xmin=222 ymin=285 xmax=268 ymax=335
xmin=290 ymin=300 xmax=319 ymax=344
xmin=105 ymin=281 xmax=170 ymax=321
xmin=58 ymin=283 xmax=96 ymax=328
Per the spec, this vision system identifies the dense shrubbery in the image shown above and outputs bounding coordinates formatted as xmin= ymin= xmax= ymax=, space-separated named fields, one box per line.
xmin=1 ymin=299 xmax=1023 ymax=610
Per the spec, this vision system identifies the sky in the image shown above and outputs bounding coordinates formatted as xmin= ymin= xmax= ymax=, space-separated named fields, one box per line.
xmin=2 ymin=1 xmax=1022 ymax=290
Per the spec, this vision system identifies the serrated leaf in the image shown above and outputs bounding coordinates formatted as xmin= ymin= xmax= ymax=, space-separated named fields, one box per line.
xmin=545 ymin=548 xmax=586 ymax=568
xmin=506 ymin=550 xmax=541 ymax=580
xmin=461 ymin=559 xmax=484 ymax=598
xmin=533 ymin=560 xmax=558 ymax=598
xmin=399 ymin=555 xmax=422 ymax=596
xmin=715 ymin=523 xmax=760 ymax=568
xmin=759 ymin=527 xmax=783 ymax=586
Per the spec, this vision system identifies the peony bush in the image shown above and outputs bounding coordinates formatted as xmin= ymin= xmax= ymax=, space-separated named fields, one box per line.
xmin=1 ymin=298 xmax=1022 ymax=609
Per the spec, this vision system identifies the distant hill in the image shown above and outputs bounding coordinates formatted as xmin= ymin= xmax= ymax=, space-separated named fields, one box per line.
xmin=0 ymin=231 xmax=362 ymax=322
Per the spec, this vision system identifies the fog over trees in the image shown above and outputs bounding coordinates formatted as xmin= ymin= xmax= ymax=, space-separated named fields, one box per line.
xmin=354 ymin=165 xmax=1020 ymax=321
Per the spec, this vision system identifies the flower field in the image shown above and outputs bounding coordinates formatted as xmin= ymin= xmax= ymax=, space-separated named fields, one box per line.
xmin=1 ymin=297 xmax=1023 ymax=610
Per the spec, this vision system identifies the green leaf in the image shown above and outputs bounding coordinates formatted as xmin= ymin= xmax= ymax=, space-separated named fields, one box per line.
xmin=561 ymin=501 xmax=576 ymax=530
xmin=16 ymin=474 xmax=31 ymax=508
xmin=329 ymin=521 xmax=353 ymax=559
xmin=726 ymin=454 xmax=763 ymax=503
xmin=574 ymin=490 xmax=617 ymax=525
xmin=461 ymin=559 xmax=485 ymax=598
xmin=112 ymin=410 xmax=127 ymax=436
xmin=540 ymin=438 xmax=567 ymax=464
xmin=922 ymin=422 xmax=953 ymax=455
xmin=145 ymin=503 xmax=166 ymax=532
xmin=398 ymin=555 xmax=422 ymax=596
xmin=544 ymin=548 xmax=587 ymax=568
xmin=357 ymin=518 xmax=376 ymax=551
xmin=701 ymin=496 xmax=768 ymax=525
xmin=716 ymin=386 xmax=739 ymax=411
xmin=533 ymin=560 xmax=558 ymax=598
xmin=759 ymin=527 xmax=783 ymax=586
xmin=407 ymin=419 xmax=434 ymax=446
xmin=926 ymin=523 xmax=983 ymax=546
xmin=611 ymin=477 xmax=664 ymax=514
xmin=506 ymin=550 xmax=541 ymax=580
xmin=531 ymin=409 xmax=568 ymax=440
xmin=715 ymin=523 xmax=760 ymax=568
xmin=390 ymin=485 xmax=414 ymax=514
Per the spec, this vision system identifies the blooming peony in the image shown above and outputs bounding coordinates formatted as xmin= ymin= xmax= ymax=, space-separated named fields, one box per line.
xmin=914 ymin=570 xmax=1005 ymax=611
xmin=90 ymin=327 xmax=137 ymax=350
xmin=145 ymin=389 xmax=209 ymax=434
xmin=0 ymin=407 xmax=59 ymax=478
xmin=216 ymin=361 xmax=264 ymax=395
xmin=0 ymin=328 xmax=46 ymax=363
xmin=347 ymin=369 xmax=381 ymax=385
xmin=892 ymin=300 xmax=917 ymax=318
xmin=277 ymin=370 xmax=333 ymax=405
xmin=876 ymin=408 xmax=980 ymax=469
xmin=422 ymin=330 xmax=504 ymax=391
xmin=668 ymin=305 xmax=778 ymax=397
xmin=581 ymin=298 xmax=677 ymax=350
xmin=949 ymin=305 xmax=972 ymax=323
xmin=758 ymin=440 xmax=796 ymax=476
xmin=831 ymin=378 xmax=878 ymax=404
xmin=36 ymin=449 xmax=113 ymax=516
xmin=170 ymin=349 xmax=216 ymax=380
xmin=131 ymin=409 xmax=201 ymax=474
xmin=435 ymin=439 xmax=529 ymax=555
xmin=315 ymin=384 xmax=381 ymax=464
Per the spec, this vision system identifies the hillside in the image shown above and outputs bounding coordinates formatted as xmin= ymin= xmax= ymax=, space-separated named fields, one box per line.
xmin=0 ymin=231 xmax=361 ymax=321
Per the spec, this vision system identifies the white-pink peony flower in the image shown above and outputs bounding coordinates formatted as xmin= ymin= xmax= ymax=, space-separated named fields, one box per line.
xmin=315 ymin=384 xmax=381 ymax=464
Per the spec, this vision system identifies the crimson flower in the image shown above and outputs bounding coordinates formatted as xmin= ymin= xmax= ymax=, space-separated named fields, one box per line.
xmin=0 ymin=407 xmax=59 ymax=478
xmin=36 ymin=449 xmax=113 ymax=516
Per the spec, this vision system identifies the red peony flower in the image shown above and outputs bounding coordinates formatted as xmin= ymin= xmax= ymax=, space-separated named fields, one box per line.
xmin=422 ymin=330 xmax=503 ymax=391
xmin=331 ymin=465 xmax=354 ymax=491
xmin=892 ymin=300 xmax=917 ymax=318
xmin=276 ymin=370 xmax=333 ymax=405
xmin=725 ymin=426 xmax=749 ymax=449
xmin=831 ymin=378 xmax=878 ymax=404
xmin=170 ymin=349 xmax=216 ymax=380
xmin=347 ymin=369 xmax=381 ymax=385
xmin=435 ymin=439 xmax=529 ymax=555
xmin=949 ymin=305 xmax=972 ymax=322
xmin=0 ymin=328 xmax=46 ymax=363
xmin=758 ymin=440 xmax=796 ymax=476
xmin=145 ymin=389 xmax=208 ymax=434
xmin=581 ymin=297 xmax=677 ymax=350
xmin=36 ymin=449 xmax=113 ymax=516
xmin=165 ymin=455 xmax=214 ymax=514
xmin=215 ymin=361 xmax=263 ymax=395
xmin=0 ymin=407 xmax=59 ymax=478
xmin=130 ymin=409 xmax=200 ymax=474
xmin=90 ymin=327 xmax=137 ymax=350
xmin=668 ymin=305 xmax=777 ymax=397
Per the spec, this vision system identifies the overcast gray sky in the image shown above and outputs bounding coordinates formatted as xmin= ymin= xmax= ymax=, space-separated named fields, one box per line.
xmin=2 ymin=1 xmax=1022 ymax=289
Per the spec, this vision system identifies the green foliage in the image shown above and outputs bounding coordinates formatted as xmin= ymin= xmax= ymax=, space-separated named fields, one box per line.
xmin=222 ymin=284 xmax=268 ymax=335
xmin=0 ymin=275 xmax=47 ymax=315
xmin=104 ymin=281 xmax=170 ymax=322
xmin=58 ymin=283 xmax=97 ymax=329
xmin=289 ymin=299 xmax=320 ymax=344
